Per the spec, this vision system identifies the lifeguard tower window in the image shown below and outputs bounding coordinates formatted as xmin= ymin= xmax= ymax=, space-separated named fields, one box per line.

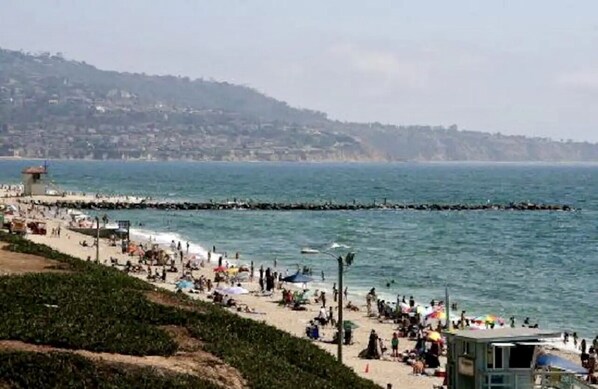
xmin=508 ymin=345 xmax=534 ymax=368
xmin=487 ymin=346 xmax=504 ymax=369
xmin=33 ymin=173 xmax=40 ymax=180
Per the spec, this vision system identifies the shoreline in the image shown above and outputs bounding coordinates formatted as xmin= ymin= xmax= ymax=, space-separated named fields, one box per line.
xmin=3 ymin=191 xmax=594 ymax=342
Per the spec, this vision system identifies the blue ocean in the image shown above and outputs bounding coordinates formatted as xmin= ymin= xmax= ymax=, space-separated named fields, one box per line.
xmin=1 ymin=160 xmax=596 ymax=337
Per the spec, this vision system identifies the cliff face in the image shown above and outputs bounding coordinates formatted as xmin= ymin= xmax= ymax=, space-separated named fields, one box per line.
xmin=1 ymin=48 xmax=597 ymax=161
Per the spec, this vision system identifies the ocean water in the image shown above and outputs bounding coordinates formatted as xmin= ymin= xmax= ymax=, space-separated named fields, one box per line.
xmin=1 ymin=160 xmax=597 ymax=337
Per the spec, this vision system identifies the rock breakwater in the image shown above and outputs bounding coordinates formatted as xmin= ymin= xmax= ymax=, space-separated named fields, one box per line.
xmin=21 ymin=200 xmax=576 ymax=212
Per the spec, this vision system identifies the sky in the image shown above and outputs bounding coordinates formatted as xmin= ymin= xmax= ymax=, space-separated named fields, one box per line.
xmin=1 ymin=0 xmax=598 ymax=141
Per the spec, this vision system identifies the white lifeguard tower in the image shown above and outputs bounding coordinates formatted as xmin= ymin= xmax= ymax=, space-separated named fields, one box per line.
xmin=445 ymin=327 xmax=592 ymax=389
xmin=21 ymin=166 xmax=48 ymax=196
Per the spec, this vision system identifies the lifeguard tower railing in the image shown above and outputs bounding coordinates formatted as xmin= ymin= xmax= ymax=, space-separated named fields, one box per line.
xmin=477 ymin=370 xmax=595 ymax=389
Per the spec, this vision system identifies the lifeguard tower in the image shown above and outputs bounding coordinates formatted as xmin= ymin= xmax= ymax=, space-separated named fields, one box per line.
xmin=445 ymin=327 xmax=591 ymax=389
xmin=21 ymin=166 xmax=47 ymax=196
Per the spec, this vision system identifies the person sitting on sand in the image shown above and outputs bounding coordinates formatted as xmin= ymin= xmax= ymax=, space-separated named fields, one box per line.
xmin=79 ymin=240 xmax=89 ymax=247
xmin=316 ymin=305 xmax=328 ymax=326
xmin=346 ymin=301 xmax=360 ymax=311
xmin=412 ymin=358 xmax=425 ymax=375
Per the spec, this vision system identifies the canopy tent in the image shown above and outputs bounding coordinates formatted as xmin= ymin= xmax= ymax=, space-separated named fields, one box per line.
xmin=213 ymin=266 xmax=227 ymax=272
xmin=282 ymin=272 xmax=313 ymax=283
xmin=536 ymin=353 xmax=587 ymax=375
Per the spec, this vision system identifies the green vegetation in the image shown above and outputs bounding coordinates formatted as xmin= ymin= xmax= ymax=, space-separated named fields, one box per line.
xmin=0 ymin=352 xmax=218 ymax=389
xmin=0 ymin=232 xmax=379 ymax=389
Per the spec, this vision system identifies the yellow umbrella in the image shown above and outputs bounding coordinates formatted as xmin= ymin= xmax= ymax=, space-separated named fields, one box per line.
xmin=427 ymin=331 xmax=442 ymax=342
xmin=226 ymin=267 xmax=239 ymax=274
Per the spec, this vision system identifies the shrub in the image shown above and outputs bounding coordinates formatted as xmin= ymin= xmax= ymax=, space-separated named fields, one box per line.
xmin=0 ymin=351 xmax=220 ymax=389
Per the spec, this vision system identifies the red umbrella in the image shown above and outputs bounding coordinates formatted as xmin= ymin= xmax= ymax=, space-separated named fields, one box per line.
xmin=213 ymin=266 xmax=227 ymax=272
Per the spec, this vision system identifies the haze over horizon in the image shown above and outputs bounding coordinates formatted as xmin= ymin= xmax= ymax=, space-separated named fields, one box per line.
xmin=1 ymin=0 xmax=597 ymax=142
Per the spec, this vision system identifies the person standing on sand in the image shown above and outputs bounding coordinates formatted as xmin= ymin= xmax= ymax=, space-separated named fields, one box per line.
xmin=186 ymin=241 xmax=189 ymax=254
xmin=391 ymin=332 xmax=399 ymax=358
xmin=344 ymin=287 xmax=348 ymax=300
xmin=332 ymin=283 xmax=337 ymax=303
xmin=588 ymin=350 xmax=596 ymax=382
xmin=321 ymin=271 xmax=325 ymax=281
xmin=250 ymin=261 xmax=254 ymax=281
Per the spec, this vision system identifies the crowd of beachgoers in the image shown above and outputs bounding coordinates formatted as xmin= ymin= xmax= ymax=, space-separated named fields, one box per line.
xmin=2 ymin=188 xmax=597 ymax=388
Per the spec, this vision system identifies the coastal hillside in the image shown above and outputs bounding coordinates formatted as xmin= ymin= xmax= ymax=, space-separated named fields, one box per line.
xmin=1 ymin=47 xmax=598 ymax=161
xmin=0 ymin=232 xmax=378 ymax=389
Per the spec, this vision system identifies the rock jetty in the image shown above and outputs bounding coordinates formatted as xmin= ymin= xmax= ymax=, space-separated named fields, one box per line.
xmin=22 ymin=200 xmax=576 ymax=212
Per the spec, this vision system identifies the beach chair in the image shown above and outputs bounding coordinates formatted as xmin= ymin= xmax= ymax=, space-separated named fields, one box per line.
xmin=293 ymin=291 xmax=310 ymax=305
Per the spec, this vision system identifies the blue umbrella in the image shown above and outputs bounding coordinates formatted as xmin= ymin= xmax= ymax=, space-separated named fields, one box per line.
xmin=536 ymin=354 xmax=587 ymax=374
xmin=282 ymin=272 xmax=313 ymax=283
xmin=175 ymin=280 xmax=194 ymax=289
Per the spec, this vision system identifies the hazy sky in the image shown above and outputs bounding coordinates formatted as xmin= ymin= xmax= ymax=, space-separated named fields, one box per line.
xmin=1 ymin=1 xmax=598 ymax=141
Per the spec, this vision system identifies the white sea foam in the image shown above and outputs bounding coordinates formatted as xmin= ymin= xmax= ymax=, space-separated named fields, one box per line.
xmin=329 ymin=242 xmax=350 ymax=249
xmin=129 ymin=228 xmax=209 ymax=259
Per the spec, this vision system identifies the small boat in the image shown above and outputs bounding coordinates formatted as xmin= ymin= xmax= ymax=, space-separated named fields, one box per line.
xmin=300 ymin=248 xmax=319 ymax=254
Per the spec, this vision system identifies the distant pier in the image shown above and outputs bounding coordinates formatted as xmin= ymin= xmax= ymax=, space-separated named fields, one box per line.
xmin=21 ymin=199 xmax=576 ymax=212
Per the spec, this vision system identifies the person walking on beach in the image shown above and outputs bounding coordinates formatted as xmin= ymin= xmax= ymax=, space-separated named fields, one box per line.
xmin=186 ymin=241 xmax=189 ymax=254
xmin=321 ymin=270 xmax=325 ymax=281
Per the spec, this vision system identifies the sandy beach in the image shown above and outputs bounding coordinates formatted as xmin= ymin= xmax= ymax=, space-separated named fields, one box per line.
xmin=2 ymin=190 xmax=592 ymax=388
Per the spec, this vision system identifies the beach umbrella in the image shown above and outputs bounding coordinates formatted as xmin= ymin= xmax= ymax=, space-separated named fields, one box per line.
xmin=343 ymin=320 xmax=359 ymax=329
xmin=475 ymin=314 xmax=505 ymax=325
xmin=226 ymin=267 xmax=240 ymax=274
xmin=426 ymin=310 xmax=447 ymax=320
xmin=213 ymin=266 xmax=227 ymax=272
xmin=175 ymin=280 xmax=194 ymax=290
xmin=427 ymin=331 xmax=442 ymax=342
xmin=282 ymin=272 xmax=313 ymax=283
xmin=217 ymin=286 xmax=249 ymax=295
